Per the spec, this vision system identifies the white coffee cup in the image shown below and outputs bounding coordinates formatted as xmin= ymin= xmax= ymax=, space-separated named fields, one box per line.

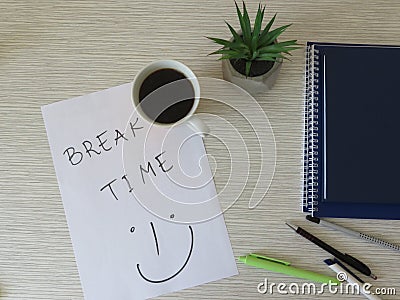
xmin=132 ymin=60 xmax=208 ymax=135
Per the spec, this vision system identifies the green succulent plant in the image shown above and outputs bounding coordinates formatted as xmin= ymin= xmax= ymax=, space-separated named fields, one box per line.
xmin=207 ymin=1 xmax=300 ymax=77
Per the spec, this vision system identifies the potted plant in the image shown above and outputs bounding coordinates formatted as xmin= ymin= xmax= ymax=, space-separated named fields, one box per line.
xmin=207 ymin=1 xmax=300 ymax=94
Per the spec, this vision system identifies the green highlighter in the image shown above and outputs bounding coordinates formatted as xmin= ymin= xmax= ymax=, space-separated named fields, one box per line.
xmin=239 ymin=253 xmax=340 ymax=284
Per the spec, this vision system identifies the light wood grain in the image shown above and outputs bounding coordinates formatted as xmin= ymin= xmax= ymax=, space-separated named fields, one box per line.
xmin=1 ymin=0 xmax=400 ymax=299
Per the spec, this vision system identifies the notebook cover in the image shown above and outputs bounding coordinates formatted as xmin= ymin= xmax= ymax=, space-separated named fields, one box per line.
xmin=303 ymin=41 xmax=400 ymax=219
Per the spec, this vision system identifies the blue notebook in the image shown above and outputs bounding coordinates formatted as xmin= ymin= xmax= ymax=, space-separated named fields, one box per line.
xmin=303 ymin=41 xmax=400 ymax=219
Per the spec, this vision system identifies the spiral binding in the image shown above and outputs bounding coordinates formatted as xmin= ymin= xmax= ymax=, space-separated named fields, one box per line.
xmin=303 ymin=44 xmax=320 ymax=214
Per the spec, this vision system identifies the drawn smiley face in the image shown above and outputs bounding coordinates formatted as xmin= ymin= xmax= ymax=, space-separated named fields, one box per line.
xmin=133 ymin=222 xmax=194 ymax=283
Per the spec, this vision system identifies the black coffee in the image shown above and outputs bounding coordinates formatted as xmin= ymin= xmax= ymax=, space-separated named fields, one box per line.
xmin=138 ymin=68 xmax=195 ymax=124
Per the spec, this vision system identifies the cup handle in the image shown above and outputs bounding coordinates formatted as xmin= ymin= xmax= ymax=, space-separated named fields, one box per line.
xmin=184 ymin=115 xmax=209 ymax=137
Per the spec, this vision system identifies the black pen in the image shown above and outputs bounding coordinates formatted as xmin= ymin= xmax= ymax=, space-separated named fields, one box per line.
xmin=286 ymin=223 xmax=377 ymax=280
xmin=306 ymin=215 xmax=400 ymax=252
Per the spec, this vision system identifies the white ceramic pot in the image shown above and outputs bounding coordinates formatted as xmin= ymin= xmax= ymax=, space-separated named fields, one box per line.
xmin=222 ymin=58 xmax=282 ymax=95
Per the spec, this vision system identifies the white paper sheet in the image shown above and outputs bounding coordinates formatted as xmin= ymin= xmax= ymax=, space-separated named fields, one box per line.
xmin=41 ymin=83 xmax=237 ymax=300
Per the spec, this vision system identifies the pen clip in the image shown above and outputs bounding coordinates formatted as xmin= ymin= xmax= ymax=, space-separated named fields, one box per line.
xmin=250 ymin=253 xmax=291 ymax=266
xmin=333 ymin=258 xmax=365 ymax=283
xmin=343 ymin=253 xmax=369 ymax=271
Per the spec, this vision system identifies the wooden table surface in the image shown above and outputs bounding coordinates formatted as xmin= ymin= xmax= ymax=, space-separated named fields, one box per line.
xmin=1 ymin=0 xmax=400 ymax=299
